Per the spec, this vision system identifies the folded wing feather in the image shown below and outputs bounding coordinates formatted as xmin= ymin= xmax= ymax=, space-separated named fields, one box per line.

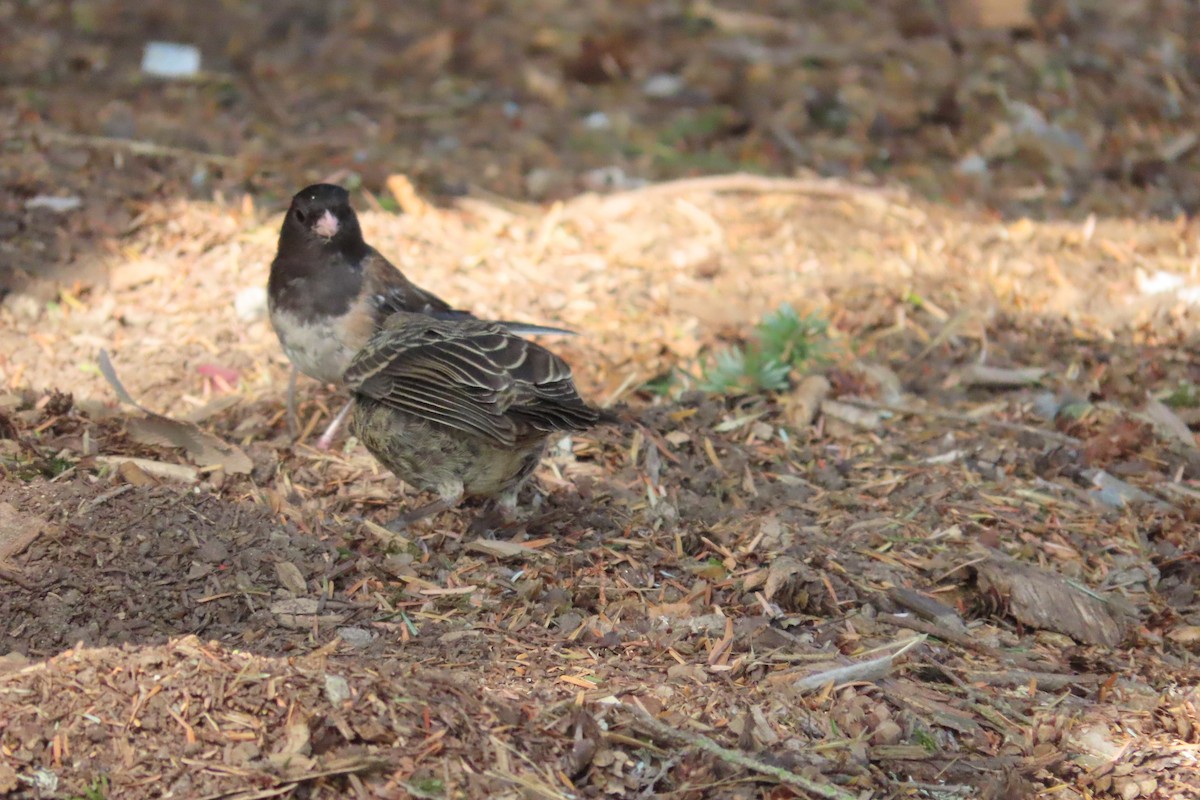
xmin=345 ymin=313 xmax=599 ymax=447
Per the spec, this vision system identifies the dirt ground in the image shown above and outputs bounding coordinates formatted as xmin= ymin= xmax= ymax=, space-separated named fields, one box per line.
xmin=3 ymin=2 xmax=1200 ymax=799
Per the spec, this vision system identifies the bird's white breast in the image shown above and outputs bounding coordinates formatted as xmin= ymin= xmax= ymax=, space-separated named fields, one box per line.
xmin=269 ymin=307 xmax=355 ymax=385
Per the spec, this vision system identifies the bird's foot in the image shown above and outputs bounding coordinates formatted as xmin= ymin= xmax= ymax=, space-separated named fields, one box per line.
xmin=285 ymin=367 xmax=300 ymax=437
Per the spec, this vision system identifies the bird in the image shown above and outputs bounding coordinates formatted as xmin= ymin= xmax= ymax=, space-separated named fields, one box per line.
xmin=344 ymin=311 xmax=612 ymax=530
xmin=267 ymin=183 xmax=573 ymax=448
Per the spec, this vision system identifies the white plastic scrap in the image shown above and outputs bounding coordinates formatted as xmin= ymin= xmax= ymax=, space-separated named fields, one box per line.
xmin=141 ymin=42 xmax=201 ymax=78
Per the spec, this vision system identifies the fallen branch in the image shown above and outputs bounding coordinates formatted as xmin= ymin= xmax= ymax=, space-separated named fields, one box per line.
xmin=36 ymin=129 xmax=237 ymax=166
xmin=841 ymin=397 xmax=1082 ymax=446
xmin=959 ymin=364 xmax=1047 ymax=388
xmin=621 ymin=702 xmax=858 ymax=800
xmin=876 ymin=614 xmax=1051 ymax=671
xmin=598 ymin=172 xmax=901 ymax=203
xmin=955 ymin=668 xmax=1103 ymax=691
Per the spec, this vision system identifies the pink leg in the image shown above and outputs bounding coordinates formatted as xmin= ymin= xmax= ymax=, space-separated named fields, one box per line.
xmin=316 ymin=399 xmax=354 ymax=450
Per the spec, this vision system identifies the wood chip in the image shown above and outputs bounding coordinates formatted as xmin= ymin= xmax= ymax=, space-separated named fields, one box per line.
xmin=974 ymin=552 xmax=1126 ymax=647
xmin=784 ymin=374 xmax=830 ymax=428
xmin=0 ymin=501 xmax=46 ymax=562
xmin=95 ymin=456 xmax=199 ymax=483
xmin=465 ymin=539 xmax=546 ymax=560
xmin=275 ymin=561 xmax=308 ymax=595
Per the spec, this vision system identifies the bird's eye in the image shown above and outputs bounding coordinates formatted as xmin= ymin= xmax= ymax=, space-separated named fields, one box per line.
xmin=294 ymin=209 xmax=307 ymax=224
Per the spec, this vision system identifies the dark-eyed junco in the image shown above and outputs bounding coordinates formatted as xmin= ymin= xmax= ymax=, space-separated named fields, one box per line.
xmin=344 ymin=311 xmax=611 ymax=530
xmin=267 ymin=183 xmax=572 ymax=448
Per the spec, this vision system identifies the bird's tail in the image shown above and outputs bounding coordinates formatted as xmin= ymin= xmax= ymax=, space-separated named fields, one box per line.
xmin=494 ymin=320 xmax=577 ymax=337
xmin=595 ymin=403 xmax=636 ymax=428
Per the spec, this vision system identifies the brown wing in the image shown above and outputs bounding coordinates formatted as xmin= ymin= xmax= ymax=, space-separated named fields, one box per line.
xmin=360 ymin=250 xmax=471 ymax=320
xmin=361 ymin=250 xmax=577 ymax=337
xmin=344 ymin=313 xmax=601 ymax=447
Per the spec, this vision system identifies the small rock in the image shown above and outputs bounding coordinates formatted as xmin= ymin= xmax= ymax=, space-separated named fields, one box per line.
xmin=871 ymin=719 xmax=904 ymax=745
xmin=582 ymin=166 xmax=646 ymax=192
xmin=554 ymin=611 xmax=583 ymax=631
xmin=324 ymin=674 xmax=351 ymax=705
xmin=336 ymin=627 xmax=374 ymax=649
xmin=24 ymin=196 xmax=82 ymax=213
xmin=196 ymin=538 xmax=229 ymax=563
xmin=955 ymin=153 xmax=989 ymax=176
xmin=0 ymin=762 xmax=16 ymax=793
xmin=1117 ymin=778 xmax=1140 ymax=800
xmin=30 ymin=768 xmax=58 ymax=793
xmin=234 ymin=286 xmax=267 ymax=321
xmin=642 ymin=73 xmax=684 ymax=98
xmin=524 ymin=167 xmax=564 ymax=200
xmin=583 ymin=111 xmax=611 ymax=130
xmin=98 ymin=100 xmax=136 ymax=139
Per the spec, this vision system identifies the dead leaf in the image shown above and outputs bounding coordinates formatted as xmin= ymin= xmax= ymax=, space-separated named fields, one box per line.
xmin=947 ymin=0 xmax=1035 ymax=31
xmin=275 ymin=561 xmax=308 ymax=595
xmin=1082 ymin=418 xmax=1152 ymax=466
xmin=125 ymin=416 xmax=252 ymax=474
xmin=271 ymin=598 xmax=321 ymax=616
xmin=99 ymin=350 xmax=252 ymax=474
xmin=0 ymin=761 xmax=18 ymax=793
xmin=274 ymin=721 xmax=312 ymax=758
xmin=1143 ymin=395 xmax=1198 ymax=450
xmin=109 ymin=259 xmax=163 ymax=291
xmin=1166 ymin=626 xmax=1200 ymax=646
xmin=664 ymin=430 xmax=691 ymax=446
xmin=763 ymin=556 xmax=806 ymax=602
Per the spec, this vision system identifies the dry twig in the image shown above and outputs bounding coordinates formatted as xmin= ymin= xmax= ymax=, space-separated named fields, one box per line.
xmin=842 ymin=397 xmax=1082 ymax=446
xmin=621 ymin=702 xmax=858 ymax=800
xmin=194 ymin=757 xmax=387 ymax=800
xmin=36 ymin=129 xmax=238 ymax=166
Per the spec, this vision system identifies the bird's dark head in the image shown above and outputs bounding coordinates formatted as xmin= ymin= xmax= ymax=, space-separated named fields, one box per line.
xmin=282 ymin=184 xmax=364 ymax=249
